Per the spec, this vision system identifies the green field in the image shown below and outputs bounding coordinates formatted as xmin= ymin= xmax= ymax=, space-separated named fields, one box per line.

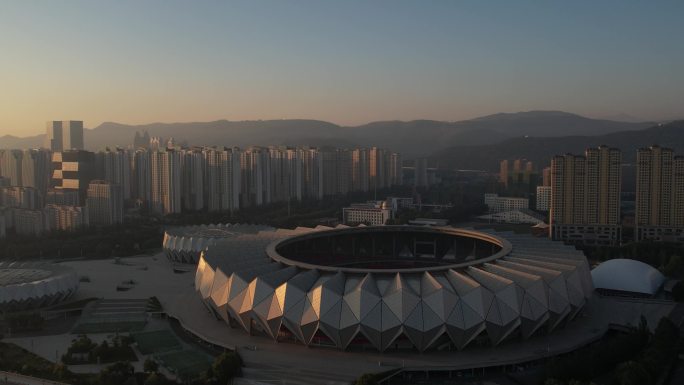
xmin=156 ymin=349 xmax=212 ymax=379
xmin=132 ymin=330 xmax=182 ymax=354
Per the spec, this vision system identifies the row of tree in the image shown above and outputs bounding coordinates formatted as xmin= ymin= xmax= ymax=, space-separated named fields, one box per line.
xmin=545 ymin=317 xmax=680 ymax=385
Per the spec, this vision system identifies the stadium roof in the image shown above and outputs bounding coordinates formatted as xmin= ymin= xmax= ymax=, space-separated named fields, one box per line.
xmin=591 ymin=259 xmax=665 ymax=296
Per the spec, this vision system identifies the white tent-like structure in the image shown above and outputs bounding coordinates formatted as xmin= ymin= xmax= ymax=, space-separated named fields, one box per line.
xmin=195 ymin=225 xmax=594 ymax=352
xmin=591 ymin=259 xmax=665 ymax=296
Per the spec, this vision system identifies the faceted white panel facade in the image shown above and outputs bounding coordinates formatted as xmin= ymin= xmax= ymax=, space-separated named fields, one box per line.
xmin=195 ymin=226 xmax=593 ymax=352
xmin=163 ymin=223 xmax=274 ymax=264
xmin=0 ymin=262 xmax=79 ymax=312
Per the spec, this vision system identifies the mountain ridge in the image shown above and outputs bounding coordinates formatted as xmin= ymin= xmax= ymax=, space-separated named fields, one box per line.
xmin=0 ymin=111 xmax=656 ymax=157
xmin=428 ymin=121 xmax=684 ymax=172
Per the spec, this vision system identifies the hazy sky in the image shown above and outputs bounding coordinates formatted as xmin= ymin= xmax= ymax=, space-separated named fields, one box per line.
xmin=1 ymin=1 xmax=683 ymax=136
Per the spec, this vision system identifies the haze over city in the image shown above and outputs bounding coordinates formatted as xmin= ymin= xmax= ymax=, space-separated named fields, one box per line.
xmin=2 ymin=0 xmax=684 ymax=136
xmin=1 ymin=2 xmax=684 ymax=385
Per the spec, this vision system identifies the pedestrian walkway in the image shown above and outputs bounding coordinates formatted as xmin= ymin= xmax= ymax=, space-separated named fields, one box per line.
xmin=0 ymin=371 xmax=69 ymax=385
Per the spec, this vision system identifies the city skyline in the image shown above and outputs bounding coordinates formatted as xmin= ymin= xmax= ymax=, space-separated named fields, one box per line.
xmin=2 ymin=1 xmax=684 ymax=136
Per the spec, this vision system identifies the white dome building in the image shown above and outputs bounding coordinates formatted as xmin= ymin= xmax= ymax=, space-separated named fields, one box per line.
xmin=591 ymin=259 xmax=665 ymax=296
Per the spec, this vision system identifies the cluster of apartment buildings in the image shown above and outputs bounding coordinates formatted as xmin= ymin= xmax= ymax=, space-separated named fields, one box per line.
xmin=0 ymin=121 xmax=403 ymax=237
xmin=499 ymin=145 xmax=684 ymax=245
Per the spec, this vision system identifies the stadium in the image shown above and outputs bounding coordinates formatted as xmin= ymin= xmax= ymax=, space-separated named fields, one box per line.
xmin=192 ymin=225 xmax=593 ymax=352
xmin=0 ymin=261 xmax=79 ymax=312
xmin=163 ymin=223 xmax=273 ymax=264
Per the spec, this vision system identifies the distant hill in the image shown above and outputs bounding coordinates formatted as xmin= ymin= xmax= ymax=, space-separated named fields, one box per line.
xmin=0 ymin=134 xmax=44 ymax=149
xmin=429 ymin=120 xmax=684 ymax=171
xmin=0 ymin=111 xmax=654 ymax=157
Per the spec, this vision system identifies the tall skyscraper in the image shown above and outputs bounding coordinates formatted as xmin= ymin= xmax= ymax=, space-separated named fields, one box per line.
xmin=499 ymin=159 xmax=509 ymax=188
xmin=0 ymin=149 xmax=24 ymax=186
xmin=352 ymin=148 xmax=370 ymax=192
xmin=550 ymin=146 xmax=621 ymax=245
xmin=203 ymin=147 xmax=240 ymax=212
xmin=21 ymin=149 xmax=52 ymax=197
xmin=635 ymin=145 xmax=684 ymax=241
xmin=389 ymin=152 xmax=403 ymax=186
xmin=151 ymin=150 xmax=181 ymax=215
xmin=96 ymin=148 xmax=132 ymax=200
xmin=299 ymin=147 xmax=322 ymax=200
xmin=181 ymin=149 xmax=205 ymax=211
xmin=51 ymin=150 xmax=95 ymax=205
xmin=86 ymin=180 xmax=123 ymax=226
xmin=45 ymin=121 xmax=84 ymax=151
xmin=542 ymin=166 xmax=552 ymax=187
xmin=132 ymin=149 xmax=152 ymax=206
xmin=369 ymin=147 xmax=387 ymax=194
xmin=240 ymin=147 xmax=272 ymax=206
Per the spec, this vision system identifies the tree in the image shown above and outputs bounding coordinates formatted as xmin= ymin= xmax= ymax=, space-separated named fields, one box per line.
xmin=98 ymin=361 xmax=135 ymax=385
xmin=354 ymin=373 xmax=378 ymax=385
xmin=616 ymin=361 xmax=651 ymax=385
xmin=144 ymin=372 xmax=170 ymax=385
xmin=672 ymin=280 xmax=684 ymax=301
xmin=211 ymin=351 xmax=242 ymax=383
xmin=144 ymin=357 xmax=159 ymax=373
xmin=51 ymin=363 xmax=71 ymax=380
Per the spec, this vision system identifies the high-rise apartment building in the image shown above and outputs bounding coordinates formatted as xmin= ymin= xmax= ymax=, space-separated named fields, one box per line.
xmin=132 ymin=149 xmax=152 ymax=205
xmin=45 ymin=188 xmax=80 ymax=206
xmin=536 ymin=186 xmax=551 ymax=212
xmin=44 ymin=204 xmax=88 ymax=232
xmin=352 ymin=148 xmax=370 ymax=192
xmin=240 ymin=147 xmax=271 ymax=207
xmin=299 ymin=147 xmax=322 ymax=200
xmin=203 ymin=147 xmax=240 ymax=212
xmin=542 ymin=166 xmax=552 ymax=187
xmin=635 ymin=145 xmax=684 ymax=242
xmin=21 ymin=149 xmax=52 ymax=197
xmin=45 ymin=121 xmax=84 ymax=151
xmin=150 ymin=150 xmax=182 ymax=215
xmin=499 ymin=158 xmax=536 ymax=192
xmin=0 ymin=149 xmax=23 ymax=186
xmin=389 ymin=152 xmax=403 ymax=186
xmin=550 ymin=146 xmax=621 ymax=245
xmin=13 ymin=209 xmax=46 ymax=236
xmin=181 ymin=149 xmax=205 ymax=211
xmin=96 ymin=148 xmax=132 ymax=200
xmin=86 ymin=180 xmax=123 ymax=226
xmin=0 ymin=186 xmax=40 ymax=209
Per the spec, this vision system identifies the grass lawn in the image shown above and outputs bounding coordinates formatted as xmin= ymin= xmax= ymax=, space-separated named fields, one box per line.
xmin=156 ymin=349 xmax=211 ymax=379
xmin=132 ymin=330 xmax=181 ymax=354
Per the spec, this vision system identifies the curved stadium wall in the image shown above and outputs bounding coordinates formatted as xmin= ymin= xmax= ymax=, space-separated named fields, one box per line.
xmin=0 ymin=262 xmax=79 ymax=312
xmin=194 ymin=225 xmax=593 ymax=352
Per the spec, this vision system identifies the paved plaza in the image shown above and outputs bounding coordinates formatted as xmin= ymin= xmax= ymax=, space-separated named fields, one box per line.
xmin=5 ymin=255 xmax=677 ymax=385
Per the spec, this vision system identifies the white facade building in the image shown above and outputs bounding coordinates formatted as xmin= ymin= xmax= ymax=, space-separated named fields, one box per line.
xmin=342 ymin=201 xmax=392 ymax=225
xmin=484 ymin=193 xmax=529 ymax=213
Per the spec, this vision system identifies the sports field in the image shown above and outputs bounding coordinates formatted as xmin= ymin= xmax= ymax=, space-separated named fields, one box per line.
xmin=132 ymin=330 xmax=181 ymax=354
xmin=156 ymin=349 xmax=212 ymax=378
